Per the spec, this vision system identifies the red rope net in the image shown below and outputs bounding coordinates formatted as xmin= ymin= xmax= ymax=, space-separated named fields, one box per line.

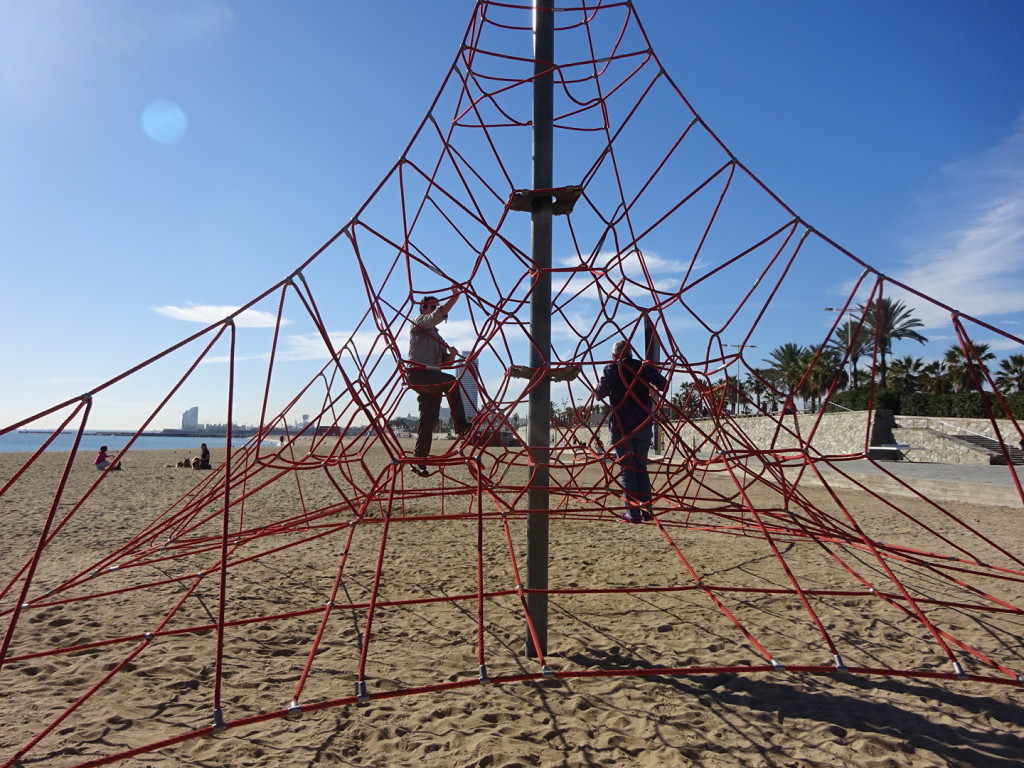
xmin=3 ymin=2 xmax=1023 ymax=765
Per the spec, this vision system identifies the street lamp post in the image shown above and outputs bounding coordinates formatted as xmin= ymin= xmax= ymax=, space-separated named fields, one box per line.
xmin=723 ymin=344 xmax=756 ymax=414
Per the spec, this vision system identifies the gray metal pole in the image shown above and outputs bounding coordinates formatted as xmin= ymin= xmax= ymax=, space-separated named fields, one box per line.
xmin=525 ymin=0 xmax=554 ymax=659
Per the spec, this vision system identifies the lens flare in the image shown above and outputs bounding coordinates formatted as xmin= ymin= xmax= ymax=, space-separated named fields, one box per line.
xmin=141 ymin=100 xmax=188 ymax=144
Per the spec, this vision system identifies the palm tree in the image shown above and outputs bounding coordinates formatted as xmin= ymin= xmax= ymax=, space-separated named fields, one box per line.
xmin=888 ymin=355 xmax=926 ymax=393
xmin=799 ymin=346 xmax=845 ymax=411
xmin=919 ymin=360 xmax=952 ymax=395
xmin=764 ymin=343 xmax=807 ymax=400
xmin=726 ymin=373 xmax=747 ymax=413
xmin=745 ymin=369 xmax=772 ymax=411
xmin=829 ymin=318 xmax=872 ymax=389
xmin=995 ymin=354 xmax=1024 ymax=394
xmin=670 ymin=380 xmax=709 ymax=420
xmin=858 ymin=298 xmax=927 ymax=387
xmin=670 ymin=381 xmax=694 ymax=411
xmin=943 ymin=342 xmax=996 ymax=393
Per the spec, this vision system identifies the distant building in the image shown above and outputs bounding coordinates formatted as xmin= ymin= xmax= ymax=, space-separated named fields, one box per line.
xmin=456 ymin=355 xmax=517 ymax=446
xmin=458 ymin=353 xmax=480 ymax=421
xmin=182 ymin=407 xmax=199 ymax=430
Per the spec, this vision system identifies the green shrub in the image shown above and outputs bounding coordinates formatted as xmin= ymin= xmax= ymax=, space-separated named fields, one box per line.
xmin=828 ymin=390 xmax=1024 ymax=418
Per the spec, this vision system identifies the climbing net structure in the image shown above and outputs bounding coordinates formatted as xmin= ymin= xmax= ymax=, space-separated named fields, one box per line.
xmin=3 ymin=2 xmax=1024 ymax=765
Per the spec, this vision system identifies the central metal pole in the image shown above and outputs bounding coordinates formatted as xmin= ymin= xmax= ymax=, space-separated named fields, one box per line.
xmin=525 ymin=0 xmax=554 ymax=659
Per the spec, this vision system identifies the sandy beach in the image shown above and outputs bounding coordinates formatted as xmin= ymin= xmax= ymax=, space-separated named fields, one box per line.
xmin=2 ymin=443 xmax=1023 ymax=767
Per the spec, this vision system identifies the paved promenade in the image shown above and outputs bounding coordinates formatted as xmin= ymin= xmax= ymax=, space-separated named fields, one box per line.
xmin=829 ymin=456 xmax=1020 ymax=485
xmin=665 ymin=452 xmax=1024 ymax=508
xmin=785 ymin=457 xmax=1023 ymax=508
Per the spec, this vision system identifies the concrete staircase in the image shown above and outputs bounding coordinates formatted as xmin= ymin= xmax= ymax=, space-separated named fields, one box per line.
xmin=944 ymin=433 xmax=1024 ymax=465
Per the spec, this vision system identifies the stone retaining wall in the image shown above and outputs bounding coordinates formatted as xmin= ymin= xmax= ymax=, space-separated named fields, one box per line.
xmin=648 ymin=412 xmax=1019 ymax=465
xmin=660 ymin=410 xmax=870 ymax=459
xmin=889 ymin=426 xmax=990 ymax=464
xmin=897 ymin=415 xmax=1020 ymax=439
xmin=891 ymin=415 xmax=1020 ymax=465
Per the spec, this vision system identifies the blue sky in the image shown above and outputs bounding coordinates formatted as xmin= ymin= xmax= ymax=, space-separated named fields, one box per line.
xmin=2 ymin=0 xmax=1023 ymax=430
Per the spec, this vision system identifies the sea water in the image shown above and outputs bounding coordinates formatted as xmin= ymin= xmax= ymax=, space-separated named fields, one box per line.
xmin=0 ymin=431 xmax=274 ymax=454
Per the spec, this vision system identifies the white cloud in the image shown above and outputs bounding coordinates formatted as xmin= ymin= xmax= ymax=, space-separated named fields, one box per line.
xmin=557 ymin=248 xmax=688 ymax=276
xmin=431 ymin=318 xmax=478 ymax=353
xmin=199 ymin=353 xmax=271 ymax=365
xmin=282 ymin=330 xmax=392 ymax=362
xmin=554 ymin=248 xmax=690 ymax=303
xmin=276 ymin=318 xmax=492 ymax=367
xmin=987 ymin=337 xmax=1024 ymax=353
xmin=153 ymin=304 xmax=286 ymax=328
xmin=894 ymin=113 xmax=1024 ymax=328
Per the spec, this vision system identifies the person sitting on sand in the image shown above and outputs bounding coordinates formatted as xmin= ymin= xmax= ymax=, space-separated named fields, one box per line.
xmin=198 ymin=443 xmax=212 ymax=470
xmin=94 ymin=446 xmax=121 ymax=471
xmin=94 ymin=446 xmax=111 ymax=471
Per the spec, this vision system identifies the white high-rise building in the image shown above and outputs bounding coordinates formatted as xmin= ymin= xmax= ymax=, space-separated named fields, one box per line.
xmin=182 ymin=406 xmax=199 ymax=430
xmin=457 ymin=354 xmax=479 ymax=420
